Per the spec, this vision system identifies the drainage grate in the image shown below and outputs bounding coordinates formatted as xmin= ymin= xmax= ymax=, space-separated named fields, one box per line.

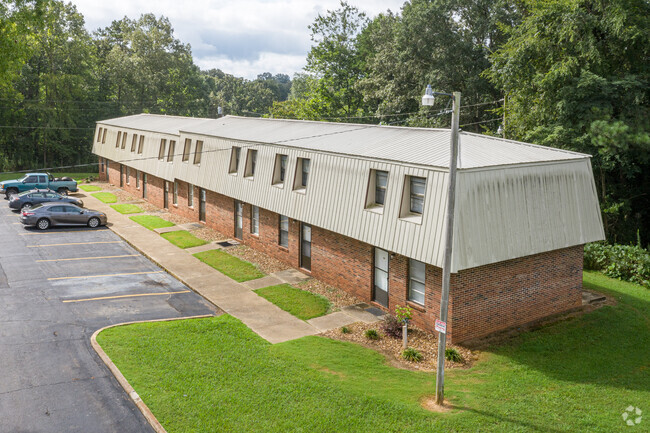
xmin=364 ymin=307 xmax=386 ymax=317
xmin=217 ymin=241 xmax=234 ymax=247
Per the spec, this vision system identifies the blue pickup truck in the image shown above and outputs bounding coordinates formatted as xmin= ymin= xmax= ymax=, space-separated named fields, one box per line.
xmin=0 ymin=173 xmax=78 ymax=198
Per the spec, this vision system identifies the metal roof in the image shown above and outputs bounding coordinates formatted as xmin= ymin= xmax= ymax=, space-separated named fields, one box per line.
xmin=98 ymin=113 xmax=589 ymax=169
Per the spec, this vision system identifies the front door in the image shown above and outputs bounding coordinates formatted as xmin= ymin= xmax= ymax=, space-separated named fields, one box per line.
xmin=106 ymin=161 xmax=109 ymax=183
xmin=373 ymin=248 xmax=389 ymax=307
xmin=119 ymin=165 xmax=124 ymax=187
xmin=300 ymin=223 xmax=311 ymax=271
xmin=163 ymin=181 xmax=169 ymax=209
xmin=142 ymin=173 xmax=147 ymax=198
xmin=234 ymin=200 xmax=243 ymax=239
xmin=199 ymin=189 xmax=206 ymax=222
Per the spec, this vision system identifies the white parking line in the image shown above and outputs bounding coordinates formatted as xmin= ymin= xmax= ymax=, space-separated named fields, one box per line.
xmin=27 ymin=241 xmax=122 ymax=248
xmin=48 ymin=270 xmax=164 ymax=281
xmin=36 ymin=254 xmax=138 ymax=262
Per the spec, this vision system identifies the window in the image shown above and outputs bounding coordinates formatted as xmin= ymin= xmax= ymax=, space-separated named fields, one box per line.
xmin=182 ymin=138 xmax=191 ymax=162
xmin=136 ymin=170 xmax=140 ymax=188
xmin=229 ymin=146 xmax=241 ymax=174
xmin=38 ymin=175 xmax=47 ymax=183
xmin=251 ymin=206 xmax=259 ymax=235
xmin=126 ymin=166 xmax=130 ymax=184
xmin=97 ymin=127 xmax=102 ymax=142
xmin=158 ymin=139 xmax=167 ymax=160
xmin=167 ymin=140 xmax=176 ymax=162
xmin=188 ymin=184 xmax=194 ymax=207
xmin=116 ymin=131 xmax=121 ymax=148
xmin=173 ymin=181 xmax=178 ymax=205
xmin=193 ymin=140 xmax=203 ymax=164
xmin=365 ymin=169 xmax=389 ymax=210
xmin=272 ymin=154 xmax=287 ymax=186
xmin=24 ymin=175 xmax=37 ymax=183
xmin=279 ymin=215 xmax=289 ymax=247
xmin=121 ymin=132 xmax=127 ymax=149
xmin=293 ymin=158 xmax=310 ymax=191
xmin=244 ymin=149 xmax=257 ymax=177
xmin=131 ymin=134 xmax=138 ymax=152
xmin=138 ymin=135 xmax=145 ymax=154
xmin=102 ymin=128 xmax=107 ymax=144
xmin=408 ymin=259 xmax=426 ymax=305
xmin=409 ymin=177 xmax=426 ymax=214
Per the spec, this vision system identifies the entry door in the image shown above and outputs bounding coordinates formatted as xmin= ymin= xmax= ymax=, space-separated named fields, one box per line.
xmin=300 ymin=223 xmax=311 ymax=271
xmin=142 ymin=173 xmax=147 ymax=198
xmin=199 ymin=189 xmax=206 ymax=222
xmin=163 ymin=181 xmax=169 ymax=208
xmin=373 ymin=248 xmax=389 ymax=307
xmin=119 ymin=165 xmax=124 ymax=187
xmin=234 ymin=200 xmax=243 ymax=239
xmin=106 ymin=161 xmax=110 ymax=183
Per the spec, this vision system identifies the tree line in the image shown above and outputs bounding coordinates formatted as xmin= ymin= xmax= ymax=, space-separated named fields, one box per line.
xmin=1 ymin=0 xmax=648 ymax=245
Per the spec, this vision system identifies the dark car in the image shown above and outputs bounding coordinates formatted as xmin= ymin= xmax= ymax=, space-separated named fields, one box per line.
xmin=21 ymin=203 xmax=107 ymax=230
xmin=9 ymin=189 xmax=83 ymax=211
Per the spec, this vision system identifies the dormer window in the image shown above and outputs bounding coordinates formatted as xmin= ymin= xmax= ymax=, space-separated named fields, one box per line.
xmin=365 ymin=169 xmax=389 ymax=211
xmin=116 ymin=131 xmax=121 ymax=148
xmin=293 ymin=158 xmax=310 ymax=192
xmin=97 ymin=127 xmax=102 ymax=142
xmin=167 ymin=140 xmax=176 ymax=162
xmin=138 ymin=135 xmax=144 ymax=154
xmin=244 ymin=149 xmax=257 ymax=178
xmin=229 ymin=146 xmax=241 ymax=174
xmin=182 ymin=138 xmax=191 ymax=162
xmin=102 ymin=129 xmax=107 ymax=144
xmin=272 ymin=154 xmax=287 ymax=186
xmin=193 ymin=140 xmax=203 ymax=164
xmin=158 ymin=139 xmax=167 ymax=160
xmin=131 ymin=134 xmax=137 ymax=152
xmin=121 ymin=132 xmax=127 ymax=149
xmin=400 ymin=175 xmax=427 ymax=222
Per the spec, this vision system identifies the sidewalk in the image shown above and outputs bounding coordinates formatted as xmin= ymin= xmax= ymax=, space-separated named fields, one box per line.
xmin=81 ymin=192 xmax=381 ymax=343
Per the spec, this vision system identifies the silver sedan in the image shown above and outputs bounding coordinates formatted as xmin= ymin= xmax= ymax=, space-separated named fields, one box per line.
xmin=20 ymin=202 xmax=107 ymax=230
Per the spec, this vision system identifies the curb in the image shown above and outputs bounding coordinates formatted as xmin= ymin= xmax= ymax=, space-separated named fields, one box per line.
xmin=90 ymin=314 xmax=215 ymax=433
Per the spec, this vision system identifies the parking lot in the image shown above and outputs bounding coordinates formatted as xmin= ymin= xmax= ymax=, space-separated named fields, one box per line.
xmin=0 ymin=199 xmax=217 ymax=433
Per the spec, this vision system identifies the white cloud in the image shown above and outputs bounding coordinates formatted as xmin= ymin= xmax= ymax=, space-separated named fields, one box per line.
xmin=70 ymin=0 xmax=405 ymax=79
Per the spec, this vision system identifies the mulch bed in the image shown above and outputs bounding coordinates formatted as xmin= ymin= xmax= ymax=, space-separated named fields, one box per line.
xmin=323 ymin=321 xmax=476 ymax=372
xmin=227 ymin=244 xmax=290 ymax=274
xmin=293 ymin=279 xmax=359 ymax=311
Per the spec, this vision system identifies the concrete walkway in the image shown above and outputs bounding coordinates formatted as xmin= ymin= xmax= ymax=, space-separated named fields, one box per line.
xmin=81 ymin=191 xmax=383 ymax=343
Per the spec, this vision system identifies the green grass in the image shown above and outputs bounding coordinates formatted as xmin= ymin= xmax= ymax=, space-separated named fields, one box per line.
xmin=193 ymin=249 xmax=264 ymax=282
xmin=91 ymin=192 xmax=118 ymax=203
xmin=129 ymin=215 xmax=175 ymax=231
xmin=161 ymin=230 xmax=208 ymax=249
xmin=110 ymin=204 xmax=143 ymax=214
xmin=96 ymin=271 xmax=650 ymax=432
xmin=255 ymin=284 xmax=330 ymax=320
xmin=0 ymin=171 xmax=97 ymax=182
xmin=79 ymin=185 xmax=102 ymax=192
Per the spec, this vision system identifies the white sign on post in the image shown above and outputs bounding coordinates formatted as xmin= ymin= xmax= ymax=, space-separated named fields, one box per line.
xmin=435 ymin=319 xmax=446 ymax=334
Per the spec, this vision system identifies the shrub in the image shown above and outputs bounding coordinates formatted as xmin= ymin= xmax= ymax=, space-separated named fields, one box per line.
xmin=395 ymin=305 xmax=413 ymax=323
xmin=584 ymin=242 xmax=650 ymax=288
xmin=402 ymin=347 xmax=423 ymax=362
xmin=381 ymin=315 xmax=403 ymax=339
xmin=364 ymin=329 xmax=380 ymax=340
xmin=445 ymin=347 xmax=462 ymax=362
xmin=340 ymin=326 xmax=351 ymax=334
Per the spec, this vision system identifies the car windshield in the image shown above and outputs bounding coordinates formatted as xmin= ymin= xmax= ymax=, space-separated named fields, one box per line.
xmin=16 ymin=191 xmax=32 ymax=197
xmin=30 ymin=204 xmax=44 ymax=210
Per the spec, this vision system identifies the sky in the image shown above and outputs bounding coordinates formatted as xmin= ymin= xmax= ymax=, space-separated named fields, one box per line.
xmin=68 ymin=0 xmax=406 ymax=80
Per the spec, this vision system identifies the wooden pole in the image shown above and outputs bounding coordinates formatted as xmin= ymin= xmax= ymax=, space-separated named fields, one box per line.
xmin=435 ymin=91 xmax=461 ymax=405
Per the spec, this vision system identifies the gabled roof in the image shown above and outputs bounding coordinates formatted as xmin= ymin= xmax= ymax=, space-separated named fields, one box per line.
xmin=98 ymin=113 xmax=590 ymax=170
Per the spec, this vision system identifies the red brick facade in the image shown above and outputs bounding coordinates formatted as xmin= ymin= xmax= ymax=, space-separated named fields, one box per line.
xmin=95 ymin=158 xmax=584 ymax=343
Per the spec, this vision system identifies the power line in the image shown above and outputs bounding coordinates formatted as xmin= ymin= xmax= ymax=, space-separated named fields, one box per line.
xmin=460 ymin=118 xmax=501 ymax=128
xmin=460 ymin=99 xmax=504 ymax=109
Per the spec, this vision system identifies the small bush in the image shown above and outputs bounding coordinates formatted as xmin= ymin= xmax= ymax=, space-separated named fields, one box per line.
xmin=445 ymin=347 xmax=462 ymax=363
xmin=395 ymin=305 xmax=413 ymax=323
xmin=340 ymin=326 xmax=351 ymax=334
xmin=364 ymin=329 xmax=380 ymax=340
xmin=381 ymin=315 xmax=403 ymax=339
xmin=584 ymin=242 xmax=650 ymax=288
xmin=402 ymin=347 xmax=423 ymax=362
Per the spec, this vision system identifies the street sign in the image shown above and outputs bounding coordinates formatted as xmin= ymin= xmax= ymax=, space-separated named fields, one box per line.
xmin=435 ymin=319 xmax=446 ymax=334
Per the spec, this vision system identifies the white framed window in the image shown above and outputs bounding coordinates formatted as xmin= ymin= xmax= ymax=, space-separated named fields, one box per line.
xmin=279 ymin=215 xmax=289 ymax=247
xmin=126 ymin=166 xmax=130 ymax=184
xmin=400 ymin=175 xmax=427 ymax=221
xmin=158 ymin=139 xmax=167 ymax=160
xmin=229 ymin=146 xmax=241 ymax=174
xmin=408 ymin=259 xmax=426 ymax=306
xmin=167 ymin=140 xmax=176 ymax=162
xmin=121 ymin=132 xmax=127 ymax=149
xmin=193 ymin=140 xmax=203 ymax=164
xmin=365 ymin=169 xmax=389 ymax=210
xmin=272 ymin=154 xmax=287 ymax=186
xmin=244 ymin=149 xmax=257 ymax=178
xmin=100 ymin=158 xmax=104 ymax=173
xmin=131 ymin=134 xmax=138 ymax=152
xmin=97 ymin=127 xmax=102 ymax=142
xmin=188 ymin=183 xmax=194 ymax=207
xmin=251 ymin=205 xmax=259 ymax=235
xmin=102 ymin=128 xmax=107 ymax=144
xmin=173 ymin=181 xmax=178 ymax=205
xmin=116 ymin=131 xmax=122 ymax=148
xmin=138 ymin=135 xmax=145 ymax=154
xmin=293 ymin=158 xmax=310 ymax=191
xmin=182 ymin=138 xmax=191 ymax=162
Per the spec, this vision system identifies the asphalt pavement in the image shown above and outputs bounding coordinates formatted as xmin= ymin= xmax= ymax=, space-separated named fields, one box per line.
xmin=0 ymin=202 xmax=218 ymax=433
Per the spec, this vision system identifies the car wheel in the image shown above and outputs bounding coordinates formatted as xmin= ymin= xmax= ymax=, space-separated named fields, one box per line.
xmin=21 ymin=203 xmax=32 ymax=211
xmin=5 ymin=188 xmax=18 ymax=200
xmin=88 ymin=217 xmax=100 ymax=228
xmin=37 ymin=218 xmax=50 ymax=230
xmin=57 ymin=188 xmax=68 ymax=196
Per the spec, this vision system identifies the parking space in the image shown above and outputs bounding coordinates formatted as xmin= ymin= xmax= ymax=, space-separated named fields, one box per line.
xmin=0 ymin=201 xmax=218 ymax=433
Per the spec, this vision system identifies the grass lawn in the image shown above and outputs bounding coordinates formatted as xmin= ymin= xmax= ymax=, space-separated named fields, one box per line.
xmin=255 ymin=284 xmax=330 ymax=320
xmin=91 ymin=192 xmax=118 ymax=203
xmin=193 ymin=249 xmax=265 ymax=282
xmin=79 ymin=185 xmax=102 ymax=192
xmin=129 ymin=215 xmax=175 ymax=231
xmin=96 ymin=272 xmax=649 ymax=432
xmin=0 ymin=171 xmax=97 ymax=182
xmin=161 ymin=230 xmax=208 ymax=249
xmin=110 ymin=204 xmax=143 ymax=214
